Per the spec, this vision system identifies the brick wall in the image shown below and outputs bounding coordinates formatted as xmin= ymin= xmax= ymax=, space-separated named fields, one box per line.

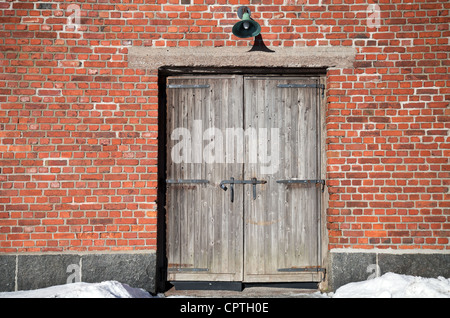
xmin=0 ymin=0 xmax=448 ymax=254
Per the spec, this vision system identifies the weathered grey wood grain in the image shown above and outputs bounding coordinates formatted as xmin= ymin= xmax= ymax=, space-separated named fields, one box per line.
xmin=243 ymin=77 xmax=321 ymax=282
xmin=166 ymin=76 xmax=243 ymax=281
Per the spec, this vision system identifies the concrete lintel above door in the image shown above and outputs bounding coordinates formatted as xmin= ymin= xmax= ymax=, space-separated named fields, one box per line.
xmin=129 ymin=46 xmax=356 ymax=70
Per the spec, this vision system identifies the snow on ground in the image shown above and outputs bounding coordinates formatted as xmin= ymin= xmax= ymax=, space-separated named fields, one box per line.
xmin=331 ymin=272 xmax=450 ymax=298
xmin=0 ymin=272 xmax=448 ymax=298
xmin=0 ymin=280 xmax=152 ymax=298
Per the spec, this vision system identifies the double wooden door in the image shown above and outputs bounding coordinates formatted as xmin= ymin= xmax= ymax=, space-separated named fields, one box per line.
xmin=166 ymin=75 xmax=324 ymax=283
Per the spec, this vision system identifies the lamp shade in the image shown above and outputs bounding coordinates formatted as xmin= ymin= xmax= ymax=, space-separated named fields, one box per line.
xmin=232 ymin=12 xmax=261 ymax=38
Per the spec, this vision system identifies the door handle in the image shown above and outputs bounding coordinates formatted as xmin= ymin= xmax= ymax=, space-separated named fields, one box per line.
xmin=219 ymin=178 xmax=267 ymax=202
xmin=220 ymin=177 xmax=235 ymax=202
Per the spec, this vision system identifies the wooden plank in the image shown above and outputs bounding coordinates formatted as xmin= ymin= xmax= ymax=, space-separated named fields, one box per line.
xmin=318 ymin=76 xmax=327 ymax=271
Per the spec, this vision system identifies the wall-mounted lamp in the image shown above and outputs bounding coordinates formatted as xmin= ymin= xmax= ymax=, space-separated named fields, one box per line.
xmin=232 ymin=6 xmax=261 ymax=38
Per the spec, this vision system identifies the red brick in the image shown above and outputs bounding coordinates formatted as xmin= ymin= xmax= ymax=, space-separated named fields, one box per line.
xmin=366 ymin=231 xmax=387 ymax=237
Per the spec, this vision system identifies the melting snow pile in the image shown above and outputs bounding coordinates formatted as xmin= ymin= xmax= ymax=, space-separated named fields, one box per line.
xmin=0 ymin=280 xmax=151 ymax=298
xmin=333 ymin=272 xmax=450 ymax=298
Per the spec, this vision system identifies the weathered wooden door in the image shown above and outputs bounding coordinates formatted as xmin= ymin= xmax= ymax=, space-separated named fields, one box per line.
xmin=243 ymin=77 xmax=323 ymax=282
xmin=166 ymin=75 xmax=324 ymax=283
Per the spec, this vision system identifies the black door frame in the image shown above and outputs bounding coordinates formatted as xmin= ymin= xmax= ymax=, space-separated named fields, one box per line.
xmin=156 ymin=67 xmax=327 ymax=292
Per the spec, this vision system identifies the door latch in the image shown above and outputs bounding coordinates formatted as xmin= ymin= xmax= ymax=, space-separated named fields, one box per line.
xmin=219 ymin=177 xmax=267 ymax=202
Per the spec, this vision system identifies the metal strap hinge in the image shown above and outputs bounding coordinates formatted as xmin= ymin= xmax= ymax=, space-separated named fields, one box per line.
xmin=168 ymin=84 xmax=210 ymax=89
xmin=168 ymin=268 xmax=209 ymax=272
xmin=277 ymin=179 xmax=326 ymax=192
xmin=166 ymin=179 xmax=209 ymax=184
xmin=277 ymin=267 xmax=325 ymax=273
xmin=277 ymin=83 xmax=325 ymax=97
